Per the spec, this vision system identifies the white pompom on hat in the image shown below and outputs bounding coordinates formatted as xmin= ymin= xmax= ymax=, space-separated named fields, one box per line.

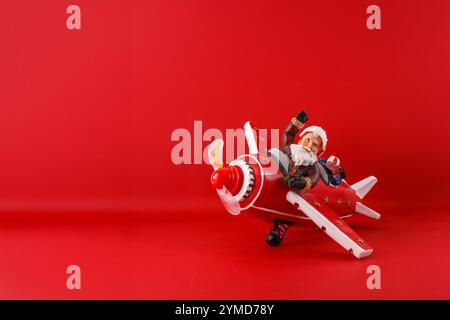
xmin=327 ymin=155 xmax=340 ymax=166
xmin=299 ymin=125 xmax=328 ymax=152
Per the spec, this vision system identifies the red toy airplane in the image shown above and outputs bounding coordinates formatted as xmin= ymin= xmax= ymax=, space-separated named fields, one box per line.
xmin=208 ymin=121 xmax=381 ymax=259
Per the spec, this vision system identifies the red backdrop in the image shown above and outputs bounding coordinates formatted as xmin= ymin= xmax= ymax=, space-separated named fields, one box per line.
xmin=0 ymin=0 xmax=449 ymax=299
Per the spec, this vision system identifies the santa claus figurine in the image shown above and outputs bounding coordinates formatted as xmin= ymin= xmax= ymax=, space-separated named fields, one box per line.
xmin=282 ymin=111 xmax=328 ymax=191
xmin=267 ymin=111 xmax=331 ymax=246
xmin=264 ymin=111 xmax=351 ymax=246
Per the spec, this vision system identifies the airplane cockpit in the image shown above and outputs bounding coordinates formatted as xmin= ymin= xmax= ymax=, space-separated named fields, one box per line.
xmin=243 ymin=121 xmax=331 ymax=187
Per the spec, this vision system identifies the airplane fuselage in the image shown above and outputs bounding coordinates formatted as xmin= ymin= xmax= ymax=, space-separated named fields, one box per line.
xmin=226 ymin=153 xmax=360 ymax=228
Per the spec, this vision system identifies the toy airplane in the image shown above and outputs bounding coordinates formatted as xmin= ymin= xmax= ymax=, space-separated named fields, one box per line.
xmin=208 ymin=122 xmax=381 ymax=259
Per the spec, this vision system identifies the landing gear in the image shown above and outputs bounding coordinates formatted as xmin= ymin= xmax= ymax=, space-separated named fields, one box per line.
xmin=265 ymin=220 xmax=291 ymax=247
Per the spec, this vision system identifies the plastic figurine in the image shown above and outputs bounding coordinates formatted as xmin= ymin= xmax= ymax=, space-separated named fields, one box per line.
xmin=208 ymin=110 xmax=381 ymax=259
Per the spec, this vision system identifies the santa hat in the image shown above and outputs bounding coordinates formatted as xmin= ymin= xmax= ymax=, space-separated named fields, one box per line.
xmin=299 ymin=126 xmax=328 ymax=153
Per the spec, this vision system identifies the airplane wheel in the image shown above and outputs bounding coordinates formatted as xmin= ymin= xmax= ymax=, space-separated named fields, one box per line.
xmin=265 ymin=230 xmax=284 ymax=247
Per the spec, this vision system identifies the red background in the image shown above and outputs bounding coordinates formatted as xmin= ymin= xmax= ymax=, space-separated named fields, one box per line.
xmin=0 ymin=0 xmax=449 ymax=299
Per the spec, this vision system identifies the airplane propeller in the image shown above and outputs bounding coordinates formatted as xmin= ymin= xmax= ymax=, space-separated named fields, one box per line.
xmin=216 ymin=186 xmax=241 ymax=215
xmin=208 ymin=139 xmax=242 ymax=215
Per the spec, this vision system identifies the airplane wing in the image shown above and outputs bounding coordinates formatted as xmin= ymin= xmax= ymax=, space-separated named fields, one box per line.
xmin=286 ymin=191 xmax=373 ymax=259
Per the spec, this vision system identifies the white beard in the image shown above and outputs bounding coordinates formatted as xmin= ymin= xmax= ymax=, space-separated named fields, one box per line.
xmin=290 ymin=144 xmax=318 ymax=167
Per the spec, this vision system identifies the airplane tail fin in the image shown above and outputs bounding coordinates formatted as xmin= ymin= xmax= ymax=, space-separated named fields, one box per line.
xmin=350 ymin=176 xmax=377 ymax=199
xmin=355 ymin=202 xmax=381 ymax=220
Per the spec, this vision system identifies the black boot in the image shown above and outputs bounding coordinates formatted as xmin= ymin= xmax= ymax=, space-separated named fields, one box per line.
xmin=265 ymin=220 xmax=290 ymax=247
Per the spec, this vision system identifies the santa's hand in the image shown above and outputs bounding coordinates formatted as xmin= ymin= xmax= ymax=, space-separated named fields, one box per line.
xmin=283 ymin=175 xmax=312 ymax=190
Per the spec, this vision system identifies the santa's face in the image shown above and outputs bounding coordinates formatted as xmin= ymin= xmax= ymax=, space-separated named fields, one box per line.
xmin=299 ymin=132 xmax=323 ymax=155
xmin=290 ymin=144 xmax=318 ymax=167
